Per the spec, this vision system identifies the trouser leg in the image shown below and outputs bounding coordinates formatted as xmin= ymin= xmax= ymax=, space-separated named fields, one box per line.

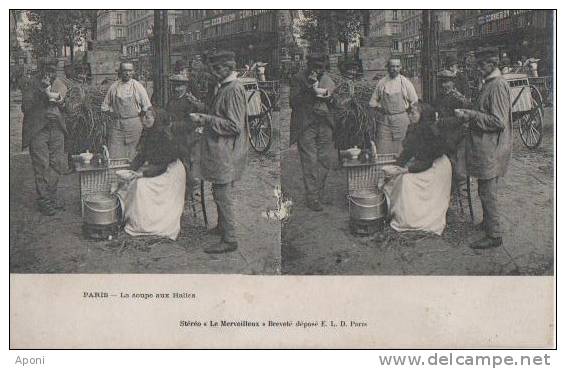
xmin=478 ymin=177 xmax=501 ymax=238
xmin=212 ymin=182 xmax=237 ymax=242
xmin=298 ymin=125 xmax=319 ymax=202
xmin=317 ymin=122 xmax=334 ymax=196
xmin=29 ymin=127 xmax=52 ymax=200
xmin=47 ymin=126 xmax=65 ymax=201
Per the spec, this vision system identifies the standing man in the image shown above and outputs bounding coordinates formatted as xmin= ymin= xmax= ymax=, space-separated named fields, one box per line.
xmin=167 ymin=74 xmax=205 ymax=192
xmin=22 ymin=61 xmax=68 ymax=216
xmin=189 ymin=50 xmax=248 ymax=254
xmin=290 ymin=53 xmax=336 ymax=211
xmin=454 ymin=50 xmax=512 ymax=249
xmin=101 ymin=62 xmax=153 ymax=160
xmin=369 ymin=58 xmax=419 ymax=155
xmin=445 ymin=55 xmax=471 ymax=98
xmin=433 ymin=70 xmax=472 ymax=119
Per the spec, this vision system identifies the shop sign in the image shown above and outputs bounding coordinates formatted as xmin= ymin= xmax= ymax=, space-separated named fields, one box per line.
xmin=477 ymin=10 xmax=529 ymax=25
xmin=203 ymin=13 xmax=237 ymax=29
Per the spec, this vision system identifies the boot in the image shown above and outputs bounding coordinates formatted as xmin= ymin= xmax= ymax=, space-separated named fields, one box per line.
xmin=37 ymin=198 xmax=56 ymax=216
xmin=208 ymin=225 xmax=224 ymax=235
xmin=470 ymin=236 xmax=502 ymax=250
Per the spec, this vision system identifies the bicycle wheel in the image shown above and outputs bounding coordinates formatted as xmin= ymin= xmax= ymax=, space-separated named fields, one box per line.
xmin=518 ymin=99 xmax=544 ymax=149
xmin=248 ymin=103 xmax=273 ymax=153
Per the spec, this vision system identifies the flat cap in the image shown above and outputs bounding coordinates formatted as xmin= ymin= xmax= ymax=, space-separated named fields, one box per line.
xmin=475 ymin=48 xmax=500 ymax=63
xmin=207 ymin=50 xmax=236 ymax=66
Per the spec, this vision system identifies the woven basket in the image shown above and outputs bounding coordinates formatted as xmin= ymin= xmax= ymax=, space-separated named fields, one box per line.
xmin=345 ymin=154 xmax=398 ymax=194
xmin=79 ymin=158 xmax=130 ymax=215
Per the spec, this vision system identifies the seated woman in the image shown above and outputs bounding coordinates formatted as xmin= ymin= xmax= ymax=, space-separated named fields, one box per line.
xmin=118 ymin=109 xmax=186 ymax=240
xmin=382 ymin=104 xmax=454 ymax=235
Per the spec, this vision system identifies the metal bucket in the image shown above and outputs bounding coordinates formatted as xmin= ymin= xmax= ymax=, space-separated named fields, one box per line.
xmin=348 ymin=190 xmax=387 ymax=221
xmin=83 ymin=193 xmax=119 ymax=225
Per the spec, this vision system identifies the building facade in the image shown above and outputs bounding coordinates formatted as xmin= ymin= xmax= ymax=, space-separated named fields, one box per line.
xmin=174 ymin=10 xmax=279 ymax=77
xmin=397 ymin=10 xmax=452 ymax=77
xmin=10 ymin=10 xmax=33 ymax=67
xmin=368 ymin=9 xmax=401 ymax=51
xmin=442 ymin=9 xmax=553 ymax=75
xmin=123 ymin=10 xmax=182 ymax=77
xmin=97 ymin=10 xmax=128 ymax=41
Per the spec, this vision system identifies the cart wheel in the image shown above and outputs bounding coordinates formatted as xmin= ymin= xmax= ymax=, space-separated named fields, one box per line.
xmin=530 ymin=85 xmax=545 ymax=119
xmin=518 ymin=102 xmax=544 ymax=149
xmin=248 ymin=103 xmax=273 ymax=153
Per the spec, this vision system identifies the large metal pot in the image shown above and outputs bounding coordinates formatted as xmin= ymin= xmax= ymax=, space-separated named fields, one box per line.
xmin=348 ymin=190 xmax=387 ymax=221
xmin=83 ymin=193 xmax=119 ymax=225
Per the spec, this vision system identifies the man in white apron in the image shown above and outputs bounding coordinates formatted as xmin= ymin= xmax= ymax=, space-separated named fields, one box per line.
xmin=369 ymin=58 xmax=419 ymax=155
xmin=102 ymin=62 xmax=153 ymax=160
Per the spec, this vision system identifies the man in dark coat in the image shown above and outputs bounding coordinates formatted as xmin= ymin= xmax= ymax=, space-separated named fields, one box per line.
xmin=167 ymin=74 xmax=205 ymax=190
xmin=290 ymin=53 xmax=336 ymax=211
xmin=433 ymin=70 xmax=473 ymax=179
xmin=455 ymin=50 xmax=513 ymax=249
xmin=445 ymin=55 xmax=471 ymax=98
xmin=21 ymin=61 xmax=68 ymax=215
xmin=189 ymin=50 xmax=248 ymax=254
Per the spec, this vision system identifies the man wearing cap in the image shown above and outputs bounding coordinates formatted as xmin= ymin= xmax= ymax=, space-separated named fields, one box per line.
xmin=289 ymin=52 xmax=337 ymax=211
xmin=454 ymin=50 xmax=512 ymax=250
xmin=445 ymin=55 xmax=471 ymax=98
xmin=433 ymin=70 xmax=472 ymax=181
xmin=434 ymin=70 xmax=472 ymax=119
xmin=369 ymin=57 xmax=419 ymax=155
xmin=101 ymin=62 xmax=153 ymax=160
xmin=167 ymin=74 xmax=205 ymax=192
xmin=22 ymin=61 xmax=69 ymax=216
xmin=189 ymin=50 xmax=248 ymax=254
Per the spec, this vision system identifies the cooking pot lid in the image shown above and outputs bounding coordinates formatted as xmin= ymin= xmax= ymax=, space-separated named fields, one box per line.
xmin=85 ymin=193 xmax=117 ymax=204
xmin=350 ymin=189 xmax=381 ymax=199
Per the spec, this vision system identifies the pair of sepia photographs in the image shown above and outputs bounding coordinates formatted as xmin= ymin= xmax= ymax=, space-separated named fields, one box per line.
xmin=9 ymin=9 xmax=555 ymax=349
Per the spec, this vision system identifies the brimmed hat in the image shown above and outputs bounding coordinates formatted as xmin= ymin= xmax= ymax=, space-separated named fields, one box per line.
xmin=476 ymin=48 xmax=500 ymax=63
xmin=437 ymin=69 xmax=457 ymax=80
xmin=207 ymin=50 xmax=236 ymax=66
xmin=307 ymin=53 xmax=328 ymax=67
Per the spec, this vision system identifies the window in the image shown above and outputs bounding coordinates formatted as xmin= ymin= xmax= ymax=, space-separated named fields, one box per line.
xmin=392 ymin=40 xmax=399 ymax=51
xmin=393 ymin=10 xmax=398 ymax=20
xmin=116 ymin=13 xmax=123 ymax=25
xmin=116 ymin=28 xmax=123 ymax=38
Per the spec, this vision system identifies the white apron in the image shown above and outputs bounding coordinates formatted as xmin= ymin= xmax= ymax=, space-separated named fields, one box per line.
xmin=383 ymin=155 xmax=452 ymax=235
xmin=120 ymin=159 xmax=186 ymax=240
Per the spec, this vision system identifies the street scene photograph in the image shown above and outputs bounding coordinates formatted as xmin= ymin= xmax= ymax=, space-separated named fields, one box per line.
xmin=280 ymin=10 xmax=555 ymax=275
xmin=9 ymin=10 xmax=282 ymax=273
